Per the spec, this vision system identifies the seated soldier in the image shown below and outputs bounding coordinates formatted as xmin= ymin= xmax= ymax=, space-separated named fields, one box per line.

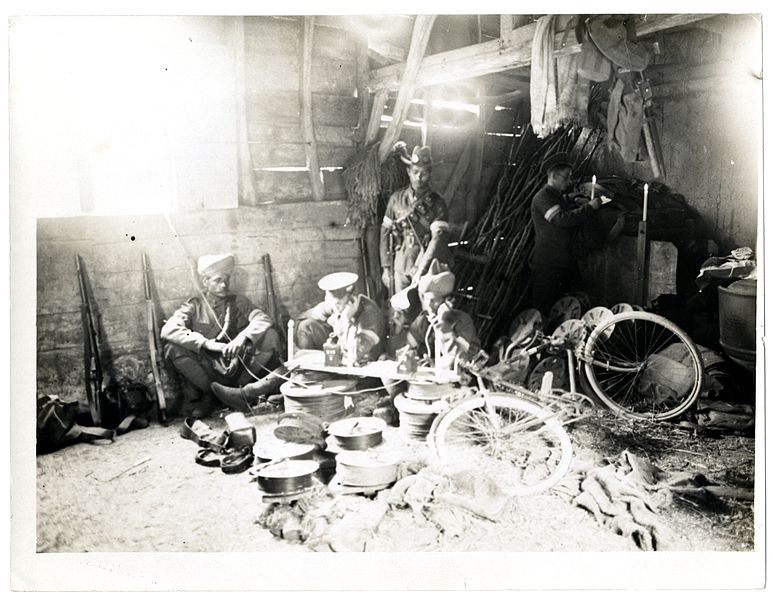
xmin=211 ymin=271 xmax=387 ymax=411
xmin=160 ymin=253 xmax=281 ymax=417
xmin=404 ymin=259 xmax=481 ymax=369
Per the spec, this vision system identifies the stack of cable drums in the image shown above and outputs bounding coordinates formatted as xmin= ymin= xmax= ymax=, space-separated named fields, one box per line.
xmin=330 ymin=451 xmax=399 ymax=494
xmin=394 ymin=378 xmax=453 ymax=440
xmin=279 ymin=377 xmax=356 ymax=423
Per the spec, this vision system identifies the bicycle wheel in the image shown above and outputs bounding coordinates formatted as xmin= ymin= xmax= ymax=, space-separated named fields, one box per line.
xmin=582 ymin=312 xmax=704 ymax=421
xmin=427 ymin=393 xmax=573 ymax=496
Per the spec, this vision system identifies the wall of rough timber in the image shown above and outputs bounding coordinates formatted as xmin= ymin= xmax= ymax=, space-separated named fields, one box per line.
xmin=36 ymin=202 xmax=361 ymax=411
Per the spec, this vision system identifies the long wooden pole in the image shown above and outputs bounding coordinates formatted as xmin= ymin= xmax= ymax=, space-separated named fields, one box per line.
xmin=365 ymin=88 xmax=388 ymax=146
xmin=300 ymin=16 xmax=324 ymax=201
xmin=377 ymin=15 xmax=437 ymax=164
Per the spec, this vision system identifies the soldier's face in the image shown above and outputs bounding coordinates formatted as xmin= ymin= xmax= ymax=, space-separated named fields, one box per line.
xmin=408 ymin=165 xmax=431 ymax=193
xmin=548 ymin=166 xmax=572 ymax=192
xmin=325 ymin=289 xmax=352 ymax=314
xmin=203 ymin=274 xmax=230 ymax=297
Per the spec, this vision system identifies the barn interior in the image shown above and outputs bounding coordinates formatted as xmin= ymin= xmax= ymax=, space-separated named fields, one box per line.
xmin=13 ymin=12 xmax=763 ymax=590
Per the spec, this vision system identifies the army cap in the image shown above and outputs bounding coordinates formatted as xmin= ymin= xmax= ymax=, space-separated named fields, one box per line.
xmin=318 ymin=272 xmax=358 ymax=293
xmin=197 ymin=254 xmax=235 ymax=277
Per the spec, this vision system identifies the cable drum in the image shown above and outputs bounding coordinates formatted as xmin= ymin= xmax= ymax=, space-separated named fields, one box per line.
xmin=326 ymin=417 xmax=386 ymax=451
xmin=280 ymin=378 xmax=356 ymax=423
xmin=394 ymin=393 xmax=446 ymax=440
xmin=254 ymin=438 xmax=316 ymax=463
xmin=405 ymin=379 xmax=455 ymax=401
xmin=334 ymin=451 xmax=399 ymax=487
xmin=255 ymin=459 xmax=319 ymax=494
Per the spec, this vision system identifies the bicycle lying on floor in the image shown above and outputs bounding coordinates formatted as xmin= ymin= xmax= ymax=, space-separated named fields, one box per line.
xmin=426 ymin=310 xmax=704 ymax=496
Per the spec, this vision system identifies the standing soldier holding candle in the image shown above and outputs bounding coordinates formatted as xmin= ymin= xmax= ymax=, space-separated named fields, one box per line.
xmin=530 ymin=153 xmax=607 ymax=316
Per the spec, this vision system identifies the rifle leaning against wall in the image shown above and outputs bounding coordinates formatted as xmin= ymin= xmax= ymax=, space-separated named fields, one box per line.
xmin=142 ymin=252 xmax=168 ymax=425
xmin=75 ymin=254 xmax=103 ymax=426
xmin=262 ymin=254 xmax=286 ymax=345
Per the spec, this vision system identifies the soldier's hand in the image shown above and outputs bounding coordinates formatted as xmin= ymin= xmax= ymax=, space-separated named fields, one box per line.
xmin=223 ymin=334 xmax=249 ymax=361
xmin=381 ymin=267 xmax=392 ymax=289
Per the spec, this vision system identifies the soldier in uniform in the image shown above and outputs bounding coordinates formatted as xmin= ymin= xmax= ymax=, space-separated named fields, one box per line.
xmin=161 ymin=254 xmax=282 ymax=417
xmin=530 ymin=152 xmax=603 ymax=316
xmin=380 ymin=144 xmax=453 ymax=294
xmin=403 ymin=259 xmax=481 ymax=369
xmin=211 ymin=272 xmax=387 ymax=411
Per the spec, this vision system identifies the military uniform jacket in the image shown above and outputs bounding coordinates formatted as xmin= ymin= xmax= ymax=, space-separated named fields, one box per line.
xmin=531 ymin=184 xmax=597 ymax=269
xmin=380 ymin=186 xmax=451 ymax=276
xmin=161 ymin=294 xmax=274 ymax=354
xmin=301 ymin=293 xmax=387 ymax=356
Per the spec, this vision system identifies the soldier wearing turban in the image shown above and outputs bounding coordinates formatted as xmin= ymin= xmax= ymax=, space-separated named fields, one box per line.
xmin=380 ymin=144 xmax=453 ymax=294
xmin=403 ymin=259 xmax=480 ymax=368
xmin=160 ymin=254 xmax=281 ymax=417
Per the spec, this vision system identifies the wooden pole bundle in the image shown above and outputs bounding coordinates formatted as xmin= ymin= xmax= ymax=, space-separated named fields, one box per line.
xmin=455 ymin=124 xmax=603 ymax=347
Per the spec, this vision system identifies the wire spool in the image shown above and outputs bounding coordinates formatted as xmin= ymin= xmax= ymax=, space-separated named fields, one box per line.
xmin=280 ymin=378 xmax=356 ymax=423
xmin=405 ymin=379 xmax=454 ymax=401
xmin=549 ymin=295 xmax=584 ymax=329
xmin=507 ymin=308 xmax=545 ymax=347
xmin=394 ymin=393 xmax=445 ymax=439
xmin=326 ymin=417 xmax=386 ymax=451
xmin=334 ymin=450 xmax=399 ymax=488
xmin=582 ymin=306 xmax=615 ymax=339
xmin=552 ymin=318 xmax=588 ymax=348
xmin=255 ymin=459 xmax=319 ymax=494
xmin=254 ymin=438 xmax=316 ymax=463
xmin=610 ymin=302 xmax=635 ymax=314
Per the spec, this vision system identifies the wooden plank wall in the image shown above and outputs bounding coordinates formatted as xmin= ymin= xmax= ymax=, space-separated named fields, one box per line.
xmin=242 ymin=17 xmax=360 ymax=204
xmin=37 ymin=202 xmax=361 ymax=408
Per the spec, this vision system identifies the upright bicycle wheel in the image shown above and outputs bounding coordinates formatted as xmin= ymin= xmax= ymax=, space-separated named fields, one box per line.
xmin=427 ymin=393 xmax=572 ymax=496
xmin=582 ymin=312 xmax=704 ymax=420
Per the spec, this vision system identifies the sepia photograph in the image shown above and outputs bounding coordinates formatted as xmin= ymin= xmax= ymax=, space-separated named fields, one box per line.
xmin=9 ymin=1 xmax=767 ymax=591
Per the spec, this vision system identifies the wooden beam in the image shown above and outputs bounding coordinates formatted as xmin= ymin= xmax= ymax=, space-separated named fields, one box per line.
xmin=365 ymin=88 xmax=388 ymax=145
xmin=367 ymin=14 xmax=715 ymax=92
xmin=367 ymin=36 xmax=407 ymax=64
xmin=300 ymin=17 xmax=324 ymax=201
xmin=377 ymin=15 xmax=437 ymax=163
xmin=355 ymin=34 xmax=370 ymax=146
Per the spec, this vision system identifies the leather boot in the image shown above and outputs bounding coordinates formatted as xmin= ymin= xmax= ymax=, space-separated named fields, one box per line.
xmin=210 ymin=366 xmax=288 ymax=411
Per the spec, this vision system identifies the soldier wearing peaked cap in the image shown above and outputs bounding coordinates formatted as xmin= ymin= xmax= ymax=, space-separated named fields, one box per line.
xmin=380 ymin=143 xmax=453 ymax=294
xmin=295 ymin=271 xmax=387 ymax=363
xmin=211 ymin=272 xmax=388 ymax=412
xmin=160 ymin=253 xmax=281 ymax=417
xmin=530 ymin=152 xmax=604 ymax=316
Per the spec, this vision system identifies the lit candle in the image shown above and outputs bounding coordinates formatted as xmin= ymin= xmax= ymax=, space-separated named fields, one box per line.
xmin=591 ymin=175 xmax=596 ymax=201
xmin=643 ymin=184 xmax=649 ymax=222
xmin=287 ymin=320 xmax=295 ymax=361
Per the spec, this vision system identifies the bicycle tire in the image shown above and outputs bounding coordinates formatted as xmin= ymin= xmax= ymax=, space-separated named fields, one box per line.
xmin=582 ymin=311 xmax=704 ymax=421
xmin=427 ymin=393 xmax=573 ymax=496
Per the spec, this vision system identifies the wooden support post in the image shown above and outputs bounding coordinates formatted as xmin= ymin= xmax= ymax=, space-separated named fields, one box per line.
xmin=500 ymin=15 xmax=513 ymax=37
xmin=377 ymin=15 xmax=437 ymax=163
xmin=355 ymin=34 xmax=371 ymax=146
xmin=233 ymin=17 xmax=256 ymax=205
xmin=300 ymin=16 xmax=324 ymax=201
xmin=365 ymin=88 xmax=388 ymax=146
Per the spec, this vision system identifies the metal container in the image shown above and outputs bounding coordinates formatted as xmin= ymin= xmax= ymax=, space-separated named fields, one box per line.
xmin=718 ymin=279 xmax=757 ymax=370
xmin=256 ymin=459 xmax=319 ymax=494
xmin=280 ymin=378 xmax=356 ymax=423
xmin=327 ymin=417 xmax=386 ymax=451
xmin=254 ymin=438 xmax=316 ymax=463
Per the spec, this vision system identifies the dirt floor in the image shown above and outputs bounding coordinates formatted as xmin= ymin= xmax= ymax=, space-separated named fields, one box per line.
xmin=36 ymin=401 xmax=755 ymax=554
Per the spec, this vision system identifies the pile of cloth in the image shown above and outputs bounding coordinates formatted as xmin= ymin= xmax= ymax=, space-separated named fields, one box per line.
xmin=256 ymin=460 xmax=511 ymax=552
xmin=558 ymin=449 xmax=752 ymax=551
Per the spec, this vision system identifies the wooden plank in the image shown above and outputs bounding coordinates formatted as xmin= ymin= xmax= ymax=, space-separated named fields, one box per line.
xmin=247 ymin=121 xmax=358 ymax=146
xmin=500 ymin=15 xmax=513 ymax=37
xmin=244 ymin=16 xmax=358 ymax=62
xmin=248 ymin=142 xmax=357 ymax=169
xmin=443 ymin=138 xmax=472 ymax=203
xmin=378 ymin=15 xmax=437 ymax=163
xmin=246 ymin=92 xmax=359 ymax=128
xmin=244 ymin=54 xmax=357 ymax=95
xmin=249 ymin=169 xmax=348 ymax=203
xmin=367 ymin=14 xmax=715 ymax=91
xmin=355 ymin=34 xmax=370 ymax=146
